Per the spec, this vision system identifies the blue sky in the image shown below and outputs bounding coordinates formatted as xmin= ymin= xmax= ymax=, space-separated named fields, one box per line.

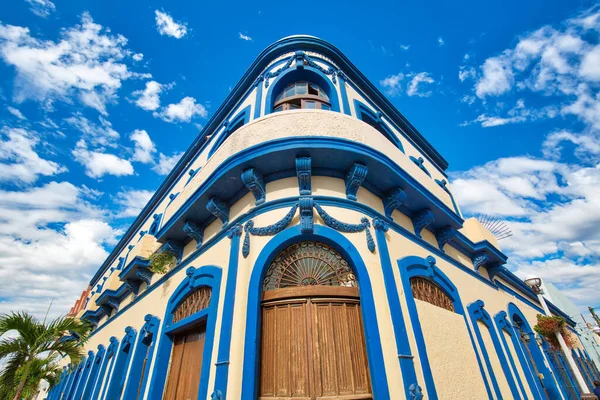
xmin=1 ymin=0 xmax=599 ymax=319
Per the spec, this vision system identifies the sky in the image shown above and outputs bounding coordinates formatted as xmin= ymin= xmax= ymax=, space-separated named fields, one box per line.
xmin=0 ymin=0 xmax=599 ymax=321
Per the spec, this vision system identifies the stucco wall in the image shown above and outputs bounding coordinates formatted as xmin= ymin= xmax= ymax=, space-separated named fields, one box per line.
xmin=416 ymin=299 xmax=488 ymax=399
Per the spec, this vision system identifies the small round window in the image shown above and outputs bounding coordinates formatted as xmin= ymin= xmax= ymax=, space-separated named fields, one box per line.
xmin=273 ymin=81 xmax=331 ymax=112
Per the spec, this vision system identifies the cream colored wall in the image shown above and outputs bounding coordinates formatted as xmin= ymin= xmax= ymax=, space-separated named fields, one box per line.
xmin=416 ymin=299 xmax=488 ymax=400
xmin=478 ymin=321 xmax=513 ymax=399
xmin=461 ymin=218 xmax=501 ymax=250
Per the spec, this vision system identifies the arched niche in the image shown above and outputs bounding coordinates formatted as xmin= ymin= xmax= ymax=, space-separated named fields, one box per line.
xmin=241 ymin=224 xmax=391 ymax=400
xmin=265 ymin=65 xmax=340 ymax=114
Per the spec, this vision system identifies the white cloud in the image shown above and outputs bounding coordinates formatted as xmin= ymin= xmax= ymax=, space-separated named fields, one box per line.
xmin=132 ymin=80 xmax=171 ymax=111
xmin=155 ymin=10 xmax=188 ymax=39
xmin=72 ymin=140 xmax=134 ymax=178
xmin=438 ymin=37 xmax=445 ymax=46
xmin=24 ymin=0 xmax=55 ymax=18
xmin=0 ymin=127 xmax=66 ymax=184
xmin=152 ymin=151 xmax=183 ymax=175
xmin=461 ymin=99 xmax=559 ymax=127
xmin=129 ymin=129 xmax=156 ymax=163
xmin=475 ymin=56 xmax=514 ymax=98
xmin=542 ymin=130 xmax=600 ymax=161
xmin=399 ymin=44 xmax=410 ymax=51
xmin=0 ymin=13 xmax=138 ymax=115
xmin=407 ymin=72 xmax=435 ymax=97
xmin=132 ymin=53 xmax=143 ymax=62
xmin=115 ymin=188 xmax=153 ymax=217
xmin=458 ymin=66 xmax=477 ymax=82
xmin=7 ymin=106 xmax=25 ymax=119
xmin=379 ymin=73 xmax=404 ymax=97
xmin=239 ymin=32 xmax=252 ymax=41
xmin=0 ymin=181 xmax=121 ymax=320
xmin=65 ymin=114 xmax=120 ymax=147
xmin=154 ymin=96 xmax=207 ymax=123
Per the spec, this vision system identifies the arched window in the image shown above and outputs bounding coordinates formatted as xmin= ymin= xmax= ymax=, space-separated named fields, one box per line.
xmin=410 ymin=276 xmax=454 ymax=312
xmin=263 ymin=241 xmax=357 ymax=290
xmin=273 ymin=81 xmax=331 ymax=112
xmin=172 ymin=286 xmax=211 ymax=323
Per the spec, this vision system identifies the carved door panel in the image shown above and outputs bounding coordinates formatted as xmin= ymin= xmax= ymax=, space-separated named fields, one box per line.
xmin=163 ymin=325 xmax=206 ymax=400
xmin=259 ymin=293 xmax=372 ymax=400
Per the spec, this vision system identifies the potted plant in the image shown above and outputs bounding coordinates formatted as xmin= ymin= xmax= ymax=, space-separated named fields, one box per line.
xmin=149 ymin=250 xmax=177 ymax=274
xmin=533 ymin=314 xmax=577 ymax=349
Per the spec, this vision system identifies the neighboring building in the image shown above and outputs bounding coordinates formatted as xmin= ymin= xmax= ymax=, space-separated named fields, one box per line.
xmin=49 ymin=36 xmax=600 ymax=400
xmin=542 ymin=280 xmax=600 ymax=369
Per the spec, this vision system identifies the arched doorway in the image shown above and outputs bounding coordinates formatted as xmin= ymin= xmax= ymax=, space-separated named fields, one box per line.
xmin=259 ymin=241 xmax=372 ymax=399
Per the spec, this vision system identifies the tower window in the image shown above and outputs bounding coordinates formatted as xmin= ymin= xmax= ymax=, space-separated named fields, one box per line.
xmin=273 ymin=81 xmax=330 ymax=112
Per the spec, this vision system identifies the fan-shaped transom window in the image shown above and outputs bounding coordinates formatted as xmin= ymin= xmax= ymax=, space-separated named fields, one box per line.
xmin=410 ymin=277 xmax=454 ymax=312
xmin=273 ymin=81 xmax=331 ymax=112
xmin=263 ymin=241 xmax=357 ymax=291
xmin=172 ymin=286 xmax=211 ymax=323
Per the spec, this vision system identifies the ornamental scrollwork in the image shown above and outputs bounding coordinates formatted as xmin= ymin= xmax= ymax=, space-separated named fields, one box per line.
xmin=242 ymin=204 xmax=299 ymax=258
xmin=314 ymin=203 xmax=375 ymax=253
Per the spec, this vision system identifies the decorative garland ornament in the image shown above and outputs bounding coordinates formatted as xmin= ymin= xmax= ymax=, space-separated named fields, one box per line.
xmin=314 ymin=203 xmax=375 ymax=253
xmin=242 ymin=204 xmax=299 ymax=258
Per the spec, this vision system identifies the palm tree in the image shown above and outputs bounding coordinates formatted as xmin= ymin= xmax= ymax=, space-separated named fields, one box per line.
xmin=0 ymin=312 xmax=90 ymax=400
xmin=0 ymin=355 xmax=62 ymax=399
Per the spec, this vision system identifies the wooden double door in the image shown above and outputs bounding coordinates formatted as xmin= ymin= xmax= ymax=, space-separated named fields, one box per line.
xmin=163 ymin=324 xmax=206 ymax=400
xmin=259 ymin=286 xmax=372 ymax=400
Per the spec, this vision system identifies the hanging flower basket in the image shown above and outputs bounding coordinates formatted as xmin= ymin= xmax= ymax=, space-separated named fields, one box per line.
xmin=149 ymin=251 xmax=177 ymax=274
xmin=533 ymin=314 xmax=576 ymax=350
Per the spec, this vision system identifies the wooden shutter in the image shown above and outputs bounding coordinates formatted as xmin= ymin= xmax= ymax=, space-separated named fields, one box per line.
xmin=163 ymin=326 xmax=206 ymax=400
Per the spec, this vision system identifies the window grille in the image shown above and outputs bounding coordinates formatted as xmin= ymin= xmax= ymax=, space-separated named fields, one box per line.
xmin=410 ymin=276 xmax=454 ymax=312
xmin=263 ymin=241 xmax=356 ymax=291
xmin=172 ymin=286 xmax=211 ymax=323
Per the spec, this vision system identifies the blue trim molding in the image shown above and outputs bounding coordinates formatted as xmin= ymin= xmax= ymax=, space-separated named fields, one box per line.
xmin=354 ymin=100 xmax=404 ymax=152
xmin=103 ymin=326 xmax=137 ymax=400
xmin=81 ymin=345 xmax=105 ymax=400
xmin=208 ymin=105 xmax=251 ymax=157
xmin=92 ymin=336 xmax=119 ymax=400
xmin=372 ymin=218 xmax=420 ymax=398
xmin=507 ymin=303 xmax=562 ymax=400
xmin=397 ymin=255 xmax=469 ymax=400
xmin=122 ymin=314 xmax=161 ymax=400
xmin=212 ymin=225 xmax=243 ymax=398
xmin=467 ymin=300 xmax=505 ymax=399
xmin=241 ymin=224 xmax=391 ymax=400
xmin=494 ymin=311 xmax=530 ymax=400
xmin=147 ymin=266 xmax=222 ymax=400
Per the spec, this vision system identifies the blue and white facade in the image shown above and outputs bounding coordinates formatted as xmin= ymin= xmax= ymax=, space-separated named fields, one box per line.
xmin=49 ymin=36 xmax=600 ymax=400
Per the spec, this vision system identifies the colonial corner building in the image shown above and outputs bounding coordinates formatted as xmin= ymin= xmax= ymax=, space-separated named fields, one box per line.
xmin=50 ymin=36 xmax=600 ymax=400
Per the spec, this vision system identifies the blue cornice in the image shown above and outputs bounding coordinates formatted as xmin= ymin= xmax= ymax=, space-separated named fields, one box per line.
xmin=494 ymin=272 xmax=577 ymax=327
xmin=88 ymin=36 xmax=449 ymax=288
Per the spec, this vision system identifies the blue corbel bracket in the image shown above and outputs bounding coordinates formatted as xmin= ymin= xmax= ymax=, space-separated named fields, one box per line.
xmin=472 ymin=251 xmax=490 ymax=272
xmin=149 ymin=213 xmax=162 ymax=236
xmin=243 ymin=203 xmax=299 ymax=258
xmin=383 ymin=187 xmax=407 ymax=218
xmin=119 ymin=256 xmax=153 ymax=294
xmin=296 ymin=157 xmax=312 ymax=195
xmin=486 ymin=264 xmax=503 ymax=280
xmin=435 ymin=225 xmax=457 ymax=251
xmin=314 ymin=203 xmax=375 ymax=252
xmin=207 ymin=197 xmax=229 ymax=227
xmin=412 ymin=209 xmax=434 ymax=238
xmin=241 ymin=168 xmax=266 ymax=205
xmin=161 ymin=240 xmax=184 ymax=261
xmin=344 ymin=163 xmax=368 ymax=201
xmin=183 ymin=221 xmax=204 ymax=249
xmin=299 ymin=196 xmax=314 ymax=233
xmin=211 ymin=390 xmax=224 ymax=400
